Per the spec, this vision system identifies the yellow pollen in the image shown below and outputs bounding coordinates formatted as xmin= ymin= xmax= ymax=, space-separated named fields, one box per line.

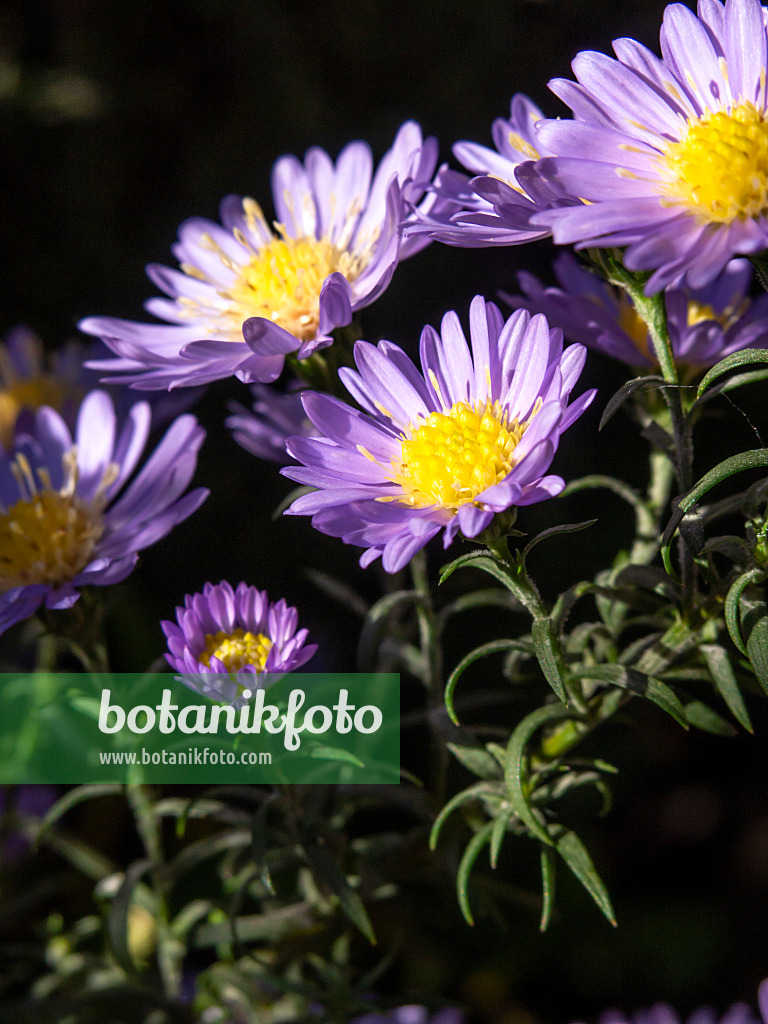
xmin=200 ymin=628 xmax=273 ymax=673
xmin=508 ymin=131 xmax=539 ymax=161
xmin=389 ymin=399 xmax=537 ymax=512
xmin=662 ymin=102 xmax=768 ymax=222
xmin=0 ymin=450 xmax=109 ymax=591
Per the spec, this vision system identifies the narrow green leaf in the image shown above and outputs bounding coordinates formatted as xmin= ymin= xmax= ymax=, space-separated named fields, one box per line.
xmin=439 ymin=588 xmax=521 ymax=623
xmin=303 ymin=844 xmax=376 ymax=944
xmin=725 ymin=568 xmax=764 ymax=655
xmin=683 ymin=700 xmax=738 ymax=736
xmin=447 ymin=742 xmax=503 ymax=780
xmin=599 ymin=375 xmax=667 ymax=430
xmin=38 ymin=784 xmax=123 ymax=838
xmin=700 ymin=643 xmax=753 ymax=732
xmin=555 ymin=828 xmax=616 ymax=926
xmin=521 ymin=520 xmax=598 ymax=564
xmin=490 ymin=805 xmax=514 ymax=868
xmin=440 ymin=551 xmax=541 ymax=617
xmin=107 ymin=858 xmax=152 ymax=975
xmin=662 ymin=450 xmax=768 ymax=561
xmin=430 ymin=782 xmax=500 ymax=850
xmin=697 ymin=348 xmax=768 ymax=397
xmin=579 ymin=664 xmax=688 ymax=729
xmin=560 ymin=475 xmax=644 ymax=508
xmin=531 ymin=618 xmax=569 ymax=703
xmin=307 ymin=745 xmax=366 ymax=769
xmin=504 ymin=704 xmax=574 ymax=847
xmin=742 ymin=595 xmax=768 ymax=695
xmin=457 ymin=821 xmax=495 ymax=926
xmin=539 ymin=843 xmax=557 ymax=932
xmin=445 ymin=639 xmax=531 ymax=725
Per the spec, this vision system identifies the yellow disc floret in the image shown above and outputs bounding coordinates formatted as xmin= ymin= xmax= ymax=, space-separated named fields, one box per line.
xmin=200 ymin=628 xmax=273 ymax=673
xmin=663 ymin=102 xmax=768 ymax=222
xmin=390 ymin=399 xmax=537 ymax=512
xmin=0 ymin=451 xmax=109 ymax=591
xmin=180 ymin=201 xmax=373 ymax=342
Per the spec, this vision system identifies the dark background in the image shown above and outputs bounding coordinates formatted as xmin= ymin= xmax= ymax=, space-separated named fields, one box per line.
xmin=1 ymin=1 xmax=767 ymax=1021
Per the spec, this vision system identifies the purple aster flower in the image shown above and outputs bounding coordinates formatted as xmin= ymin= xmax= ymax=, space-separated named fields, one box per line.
xmin=0 ymin=328 xmax=203 ymax=449
xmin=0 ymin=390 xmax=208 ymax=636
xmin=575 ymin=979 xmax=768 ymax=1024
xmin=80 ymin=122 xmax=442 ymax=390
xmin=0 ymin=328 xmax=85 ymax=449
xmin=405 ymin=94 xmax=577 ymax=247
xmin=226 ymin=382 xmax=317 ymax=465
xmin=161 ymin=580 xmax=317 ymax=701
xmin=282 ymin=297 xmax=595 ymax=573
xmin=505 ymin=254 xmax=768 ymax=369
xmin=530 ymin=0 xmax=768 ymax=292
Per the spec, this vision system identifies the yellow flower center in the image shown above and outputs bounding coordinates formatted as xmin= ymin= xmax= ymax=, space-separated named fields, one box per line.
xmin=389 ymin=399 xmax=536 ymax=512
xmin=0 ymin=451 xmax=109 ymax=592
xmin=200 ymin=628 xmax=273 ymax=673
xmin=179 ymin=200 xmax=372 ymax=342
xmin=663 ymin=102 xmax=768 ymax=223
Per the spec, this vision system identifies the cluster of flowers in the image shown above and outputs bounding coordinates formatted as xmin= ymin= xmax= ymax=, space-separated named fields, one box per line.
xmin=5 ymin=0 xmax=768 ymax=686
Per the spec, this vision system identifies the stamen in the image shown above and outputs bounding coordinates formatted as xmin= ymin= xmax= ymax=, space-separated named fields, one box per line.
xmin=200 ymin=628 xmax=273 ymax=673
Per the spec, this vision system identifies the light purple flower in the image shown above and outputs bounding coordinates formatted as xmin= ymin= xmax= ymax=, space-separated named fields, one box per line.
xmin=0 ymin=390 xmax=208 ymax=636
xmin=575 ymin=978 xmax=768 ymax=1024
xmin=0 ymin=328 xmax=85 ymax=449
xmin=226 ymin=383 xmax=317 ymax=465
xmin=405 ymin=94 xmax=577 ymax=247
xmin=0 ymin=328 xmax=203 ymax=449
xmin=505 ymin=254 xmax=768 ymax=369
xmin=80 ymin=122 xmax=442 ymax=390
xmin=161 ymin=580 xmax=317 ymax=702
xmin=530 ymin=0 xmax=768 ymax=292
xmin=282 ymin=297 xmax=595 ymax=573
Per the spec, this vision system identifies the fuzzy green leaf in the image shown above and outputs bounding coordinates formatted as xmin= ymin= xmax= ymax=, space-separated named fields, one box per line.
xmin=504 ymin=703 xmax=574 ymax=846
xmin=457 ymin=821 xmax=495 ymax=926
xmin=303 ymin=844 xmax=376 ymax=944
xmin=578 ymin=664 xmax=688 ymax=728
xmin=700 ymin=643 xmax=753 ymax=732
xmin=697 ymin=348 xmax=768 ymax=397
xmin=599 ymin=375 xmax=667 ymax=430
xmin=357 ymin=589 xmax=423 ymax=670
xmin=725 ymin=568 xmax=765 ymax=655
xmin=430 ymin=782 xmax=501 ymax=850
xmin=662 ymin=450 xmax=768 ymax=571
xmin=555 ymin=828 xmax=616 ymax=926
xmin=531 ymin=618 xmax=569 ymax=704
xmin=447 ymin=742 xmax=503 ymax=780
xmin=539 ymin=843 xmax=557 ymax=932
xmin=683 ymin=700 xmax=738 ymax=736
xmin=521 ymin=520 xmax=598 ymax=564
xmin=445 ymin=638 xmax=532 ymax=725
xmin=742 ymin=594 xmax=768 ymax=695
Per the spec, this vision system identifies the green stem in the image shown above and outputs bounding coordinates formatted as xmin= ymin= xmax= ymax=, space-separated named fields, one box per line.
xmin=409 ymin=550 xmax=448 ymax=802
xmin=629 ymin=449 xmax=676 ymax=565
xmin=126 ymin=782 xmax=182 ymax=998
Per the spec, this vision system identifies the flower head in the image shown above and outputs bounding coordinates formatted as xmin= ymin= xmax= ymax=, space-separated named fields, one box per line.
xmin=161 ymin=581 xmax=317 ymax=701
xmin=0 ymin=328 xmax=85 ymax=449
xmin=405 ymin=94 xmax=577 ymax=247
xmin=282 ymin=297 xmax=595 ymax=573
xmin=531 ymin=0 xmax=768 ymax=292
xmin=80 ymin=122 xmax=441 ymax=390
xmin=506 ymin=254 xmax=768 ymax=369
xmin=226 ymin=383 xmax=317 ymax=465
xmin=0 ymin=391 xmax=207 ymax=635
